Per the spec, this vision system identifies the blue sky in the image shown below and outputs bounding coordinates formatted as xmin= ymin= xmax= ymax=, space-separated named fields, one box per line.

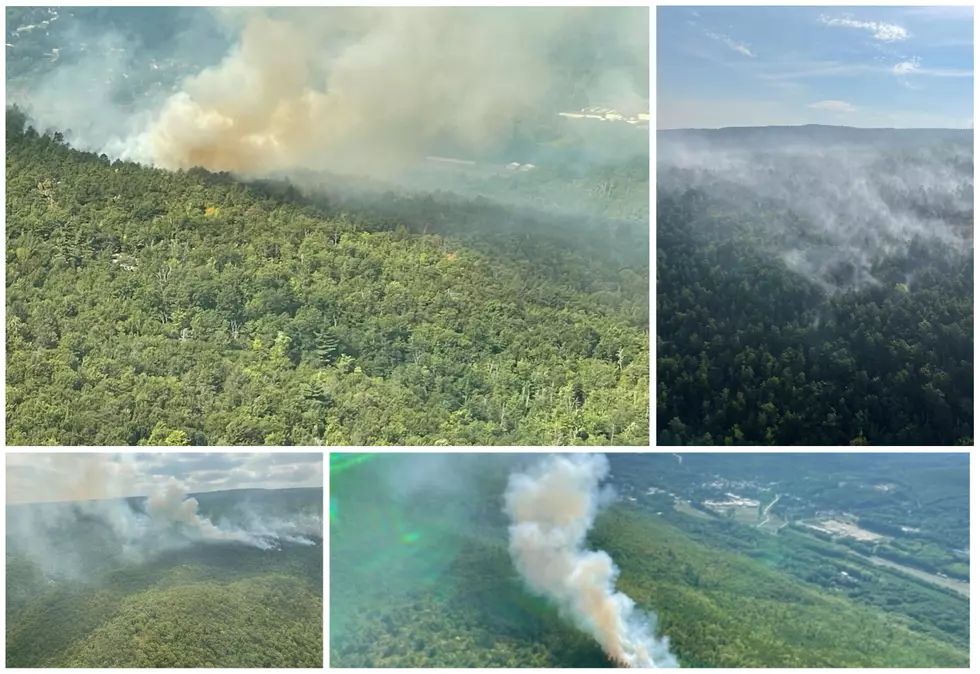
xmin=657 ymin=6 xmax=973 ymax=129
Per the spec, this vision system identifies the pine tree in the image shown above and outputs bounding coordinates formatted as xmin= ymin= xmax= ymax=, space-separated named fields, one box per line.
xmin=314 ymin=328 xmax=339 ymax=366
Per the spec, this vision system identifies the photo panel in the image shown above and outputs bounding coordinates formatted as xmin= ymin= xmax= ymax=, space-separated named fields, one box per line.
xmin=329 ymin=451 xmax=969 ymax=667
xmin=656 ymin=5 xmax=973 ymax=445
xmin=5 ymin=452 xmax=324 ymax=667
xmin=6 ymin=5 xmax=649 ymax=447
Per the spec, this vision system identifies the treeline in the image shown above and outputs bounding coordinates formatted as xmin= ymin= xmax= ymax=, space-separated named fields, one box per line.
xmin=5 ymin=106 xmax=648 ymax=445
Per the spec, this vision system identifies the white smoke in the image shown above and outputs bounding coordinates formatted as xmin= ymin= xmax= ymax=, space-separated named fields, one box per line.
xmin=657 ymin=135 xmax=972 ymax=292
xmin=5 ymin=454 xmax=322 ymax=580
xmin=234 ymin=508 xmax=323 ymax=549
xmin=145 ymin=476 xmax=320 ymax=551
xmin=504 ymin=454 xmax=678 ymax=668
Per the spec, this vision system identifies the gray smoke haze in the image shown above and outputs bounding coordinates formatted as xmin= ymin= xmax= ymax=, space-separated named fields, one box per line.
xmin=14 ymin=7 xmax=648 ymax=179
xmin=144 ymin=475 xmax=321 ymax=550
xmin=504 ymin=454 xmax=678 ymax=668
xmin=5 ymin=454 xmax=322 ymax=581
xmin=658 ymin=131 xmax=973 ymax=292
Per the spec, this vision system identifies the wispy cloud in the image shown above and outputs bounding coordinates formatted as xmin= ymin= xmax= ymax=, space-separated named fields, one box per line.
xmin=819 ymin=15 xmax=910 ymax=42
xmin=760 ymin=61 xmax=876 ymax=80
xmin=808 ymin=100 xmax=856 ymax=113
xmin=761 ymin=59 xmax=972 ymax=81
xmin=912 ymin=66 xmax=974 ymax=78
xmin=705 ymin=30 xmax=755 ymax=57
xmin=893 ymin=57 xmax=921 ymax=75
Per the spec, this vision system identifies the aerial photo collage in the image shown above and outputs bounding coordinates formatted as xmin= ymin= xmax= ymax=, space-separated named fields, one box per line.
xmin=2 ymin=3 xmax=973 ymax=670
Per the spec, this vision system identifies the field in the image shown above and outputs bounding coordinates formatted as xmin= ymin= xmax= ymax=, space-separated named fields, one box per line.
xmin=802 ymin=519 xmax=884 ymax=542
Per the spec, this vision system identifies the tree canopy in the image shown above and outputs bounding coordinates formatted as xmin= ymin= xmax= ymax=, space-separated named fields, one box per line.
xmin=6 ymin=106 xmax=649 ymax=445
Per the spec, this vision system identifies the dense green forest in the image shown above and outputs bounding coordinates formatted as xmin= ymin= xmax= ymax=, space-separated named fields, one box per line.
xmin=657 ymin=129 xmax=973 ymax=445
xmin=6 ymin=487 xmax=323 ymax=668
xmin=330 ymin=454 xmax=968 ymax=668
xmin=5 ymin=106 xmax=649 ymax=445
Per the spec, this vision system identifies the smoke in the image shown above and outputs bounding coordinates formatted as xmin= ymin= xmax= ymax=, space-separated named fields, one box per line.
xmin=657 ymin=131 xmax=973 ymax=292
xmin=236 ymin=509 xmax=324 ymax=548
xmin=5 ymin=454 xmax=322 ymax=581
xmin=146 ymin=476 xmax=321 ymax=551
xmin=503 ymin=454 xmax=678 ymax=668
xmin=14 ymin=7 xmax=647 ymax=179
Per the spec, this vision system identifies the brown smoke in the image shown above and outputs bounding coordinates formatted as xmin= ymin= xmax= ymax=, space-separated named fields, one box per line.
xmin=127 ymin=7 xmax=644 ymax=176
xmin=504 ymin=454 xmax=678 ymax=668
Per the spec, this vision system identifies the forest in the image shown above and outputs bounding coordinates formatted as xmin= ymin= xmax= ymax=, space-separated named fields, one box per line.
xmin=5 ymin=106 xmax=649 ymax=445
xmin=329 ymin=454 xmax=968 ymax=668
xmin=657 ymin=127 xmax=973 ymax=446
xmin=6 ymin=486 xmax=323 ymax=668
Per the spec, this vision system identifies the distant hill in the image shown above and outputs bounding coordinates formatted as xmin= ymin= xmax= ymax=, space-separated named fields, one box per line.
xmin=658 ymin=124 xmax=972 ymax=150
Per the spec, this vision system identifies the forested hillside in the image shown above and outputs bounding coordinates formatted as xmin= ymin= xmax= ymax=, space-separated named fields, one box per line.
xmin=657 ymin=131 xmax=973 ymax=446
xmin=5 ymin=107 xmax=649 ymax=445
xmin=6 ymin=487 xmax=323 ymax=667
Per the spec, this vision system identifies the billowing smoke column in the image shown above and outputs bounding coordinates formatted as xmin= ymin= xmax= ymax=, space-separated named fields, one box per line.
xmin=504 ymin=454 xmax=678 ymax=668
xmin=122 ymin=8 xmax=550 ymax=174
xmin=17 ymin=7 xmax=647 ymax=179
xmin=146 ymin=476 xmax=250 ymax=544
xmin=114 ymin=7 xmax=645 ymax=176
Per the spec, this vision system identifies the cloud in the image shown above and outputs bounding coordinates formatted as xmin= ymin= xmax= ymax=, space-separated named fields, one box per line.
xmin=807 ymin=100 xmax=857 ymax=113
xmin=819 ymin=15 xmax=910 ymax=42
xmin=901 ymin=65 xmax=972 ymax=78
xmin=760 ymin=59 xmax=971 ymax=82
xmin=761 ymin=61 xmax=876 ymax=80
xmin=705 ymin=30 xmax=754 ymax=57
xmin=893 ymin=57 xmax=921 ymax=75
xmin=6 ymin=453 xmax=324 ymax=504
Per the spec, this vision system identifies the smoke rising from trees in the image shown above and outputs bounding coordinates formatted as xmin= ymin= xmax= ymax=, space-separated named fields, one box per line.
xmin=5 ymin=454 xmax=322 ymax=580
xmin=14 ymin=7 xmax=648 ymax=179
xmin=504 ymin=454 xmax=678 ymax=668
xmin=658 ymin=129 xmax=972 ymax=292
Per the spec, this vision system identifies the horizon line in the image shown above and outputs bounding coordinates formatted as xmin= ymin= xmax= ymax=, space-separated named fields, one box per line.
xmin=6 ymin=484 xmax=324 ymax=507
xmin=657 ymin=124 xmax=973 ymax=131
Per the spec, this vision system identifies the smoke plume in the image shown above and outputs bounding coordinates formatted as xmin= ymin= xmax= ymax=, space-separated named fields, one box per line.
xmin=504 ymin=454 xmax=678 ymax=668
xmin=146 ymin=475 xmax=321 ymax=550
xmin=15 ymin=7 xmax=647 ymax=178
xmin=5 ymin=454 xmax=322 ymax=580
